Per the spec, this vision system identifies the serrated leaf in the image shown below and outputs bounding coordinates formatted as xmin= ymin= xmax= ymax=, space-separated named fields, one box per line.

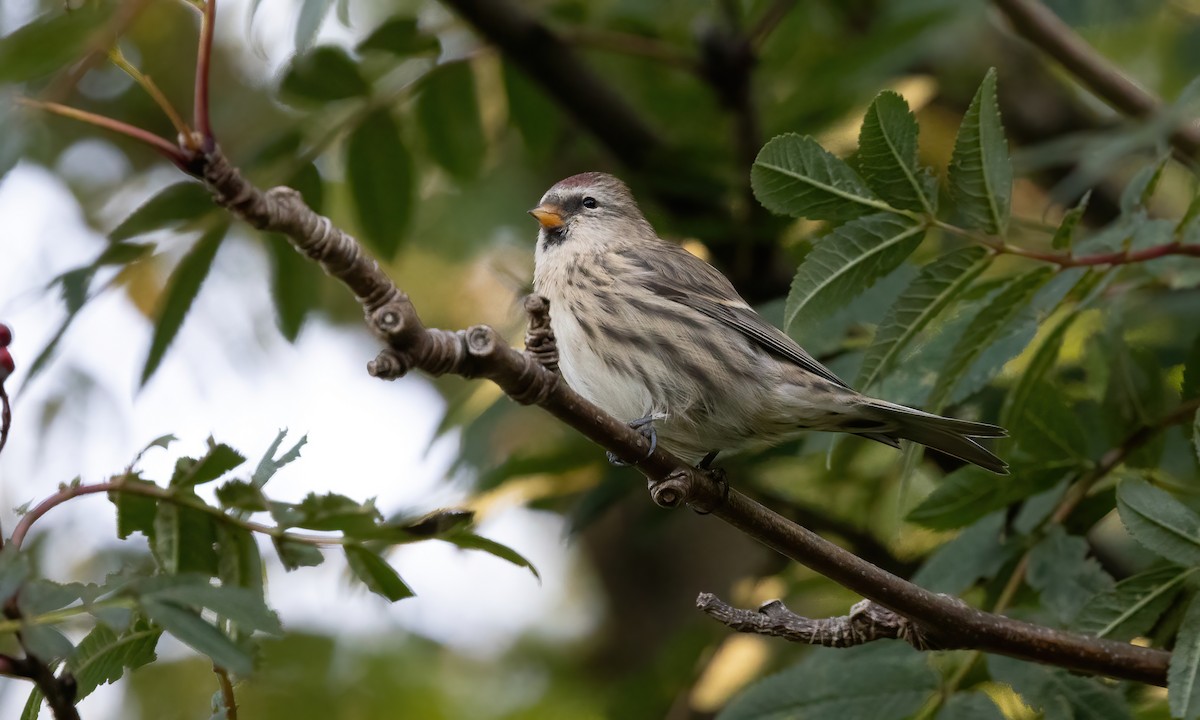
xmin=135 ymin=575 xmax=280 ymax=635
xmin=912 ymin=513 xmax=1018 ymax=595
xmin=20 ymin=623 xmax=74 ymax=662
xmin=251 ymin=430 xmax=307 ymax=491
xmin=141 ymin=223 xmax=228 ymax=387
xmin=989 ymin=655 xmax=1132 ymax=720
xmin=926 ymin=267 xmax=1053 ymax=410
xmin=1117 ymin=479 xmax=1200 ymax=566
xmin=417 ymin=62 xmax=487 ymax=181
xmin=216 ymin=526 xmax=263 ymax=598
xmin=1027 ymin=526 xmax=1114 ymax=624
xmin=784 ymin=214 xmax=924 ymax=336
xmin=948 ymin=68 xmax=1012 ymax=235
xmin=153 ymin=499 xmax=219 ymax=576
xmin=396 ymin=509 xmax=475 ymax=537
xmin=858 ymin=246 xmax=989 ymax=389
xmin=273 ymin=536 xmax=324 ymax=570
xmin=110 ymin=476 xmax=159 ymax=540
xmin=357 ymin=17 xmax=439 ymax=56
xmin=719 ymin=644 xmax=937 ymax=720
xmin=1075 ymin=566 xmax=1190 ymax=641
xmin=141 ymin=599 xmax=253 ymax=675
xmin=269 ymin=492 xmax=380 ymax=534
xmin=857 ymin=90 xmax=933 ymax=214
xmin=1012 ymin=381 xmax=1093 ymax=464
xmin=170 ymin=441 xmax=245 ymax=487
xmin=69 ymin=620 xmax=160 ymax=700
xmin=294 ymin=0 xmax=331 ymax=51
xmin=345 ymin=545 xmax=414 ymax=602
xmin=346 ymin=109 xmax=413 ymax=258
xmin=0 ymin=5 xmax=112 ymax=83
xmin=1120 ymin=154 xmax=1170 ymax=214
xmin=936 ymin=693 xmax=1005 ymax=720
xmin=279 ymin=45 xmax=369 ymax=104
xmin=443 ymin=532 xmax=540 ymax=580
xmin=907 ymin=466 xmax=1063 ymax=530
xmin=1052 ymin=191 xmax=1090 ymax=250
xmin=1171 ymin=594 xmax=1200 ymax=719
xmin=215 ymin=480 xmax=266 ymax=512
xmin=752 ymin=133 xmax=894 ymax=222
xmin=109 ymin=182 xmax=215 ymax=241
xmin=20 ymin=686 xmax=44 ymax=720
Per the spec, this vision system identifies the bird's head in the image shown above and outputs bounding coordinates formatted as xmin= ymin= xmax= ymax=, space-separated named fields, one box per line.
xmin=529 ymin=172 xmax=653 ymax=252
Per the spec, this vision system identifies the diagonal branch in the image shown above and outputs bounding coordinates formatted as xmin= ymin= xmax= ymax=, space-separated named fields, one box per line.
xmin=991 ymin=0 xmax=1200 ymax=157
xmin=186 ymin=142 xmax=1170 ymax=687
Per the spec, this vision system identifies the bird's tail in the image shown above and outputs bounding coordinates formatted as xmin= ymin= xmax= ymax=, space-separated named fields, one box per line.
xmin=862 ymin=399 xmax=1008 ymax=474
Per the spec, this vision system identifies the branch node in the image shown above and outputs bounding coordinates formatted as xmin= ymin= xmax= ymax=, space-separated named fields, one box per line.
xmin=649 ymin=469 xmax=693 ymax=508
xmin=523 ymin=294 xmax=559 ymax=373
xmin=367 ymin=348 xmax=410 ymax=381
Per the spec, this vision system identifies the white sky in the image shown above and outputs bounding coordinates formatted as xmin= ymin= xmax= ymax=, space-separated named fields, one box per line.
xmin=0 ymin=2 xmax=597 ymax=716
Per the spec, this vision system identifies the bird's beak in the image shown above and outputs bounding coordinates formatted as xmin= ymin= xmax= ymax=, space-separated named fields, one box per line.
xmin=528 ymin=204 xmax=565 ymax=230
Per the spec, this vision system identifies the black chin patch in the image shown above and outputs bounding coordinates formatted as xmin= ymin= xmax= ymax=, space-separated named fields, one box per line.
xmin=541 ymin=227 xmax=567 ymax=247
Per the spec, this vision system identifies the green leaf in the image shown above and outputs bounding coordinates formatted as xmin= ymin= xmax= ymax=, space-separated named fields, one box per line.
xmin=251 ymin=430 xmax=307 ymax=490
xmin=279 ymin=45 xmax=369 ymax=104
xmin=1075 ymin=566 xmax=1190 ymax=641
xmin=857 ymin=91 xmax=933 ymax=214
xmin=141 ymin=599 xmax=253 ymax=675
xmin=948 ymin=68 xmax=1012 ymax=235
xmin=1011 ymin=381 xmax=1093 ymax=464
xmin=269 ymin=492 xmax=380 ymax=533
xmin=344 ymin=545 xmax=415 ymax=602
xmin=170 ymin=441 xmax=245 ymax=488
xmin=346 ymin=109 xmax=413 ymax=258
xmin=719 ymin=644 xmax=937 ymax=720
xmin=1171 ymin=594 xmax=1200 ymax=719
xmin=912 ymin=513 xmax=1018 ymax=595
xmin=1052 ymin=191 xmax=1090 ymax=250
xmin=935 ymin=693 xmax=1005 ymax=720
xmin=989 ymin=655 xmax=1132 ymax=720
xmin=141 ymin=224 xmax=228 ymax=387
xmin=443 ymin=532 xmax=540 ymax=580
xmin=0 ymin=6 xmax=112 ymax=83
xmin=20 ymin=686 xmax=44 ymax=720
xmin=69 ymin=620 xmax=161 ymax=700
xmin=1120 ymin=154 xmax=1170 ymax=214
xmin=1117 ymin=479 xmax=1200 ymax=566
xmin=110 ymin=476 xmax=160 ymax=540
xmin=858 ymin=246 xmax=989 ymax=390
xmin=1027 ymin=527 xmax=1114 ymax=624
xmin=269 ymin=166 xmax=324 ymax=341
xmin=294 ymin=0 xmax=331 ymax=51
xmin=926 ymin=267 xmax=1053 ymax=410
xmin=135 ymin=575 xmax=281 ymax=635
xmin=907 ymin=466 xmax=1063 ymax=530
xmin=752 ymin=133 xmax=893 ymax=222
xmin=215 ymin=480 xmax=267 ymax=512
xmin=357 ymin=17 xmax=439 ymax=56
xmin=273 ymin=537 xmax=324 ymax=571
xmin=417 ymin=62 xmax=488 ymax=181
xmin=216 ymin=525 xmax=263 ymax=598
xmin=1184 ymin=334 xmax=1200 ymax=401
xmin=110 ymin=182 xmax=215 ymax=241
xmin=153 ymin=499 xmax=219 ymax=576
xmin=784 ymin=214 xmax=925 ymax=337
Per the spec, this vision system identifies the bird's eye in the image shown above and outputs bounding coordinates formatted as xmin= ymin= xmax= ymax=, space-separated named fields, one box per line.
xmin=582 ymin=197 xmax=598 ymax=209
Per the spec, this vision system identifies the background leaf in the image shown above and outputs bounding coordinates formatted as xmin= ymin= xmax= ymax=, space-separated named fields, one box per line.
xmin=1117 ymin=479 xmax=1200 ymax=566
xmin=109 ymin=183 xmax=215 ymax=241
xmin=279 ymin=46 xmax=369 ymax=104
xmin=1075 ymin=566 xmax=1190 ymax=641
xmin=346 ymin=109 xmax=413 ymax=258
xmin=1171 ymin=594 xmax=1200 ymax=720
xmin=345 ymin=546 xmax=415 ymax=602
xmin=417 ymin=62 xmax=488 ymax=181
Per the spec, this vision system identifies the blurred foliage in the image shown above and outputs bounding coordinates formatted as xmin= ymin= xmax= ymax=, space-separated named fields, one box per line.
xmin=3 ymin=0 xmax=1200 ymax=717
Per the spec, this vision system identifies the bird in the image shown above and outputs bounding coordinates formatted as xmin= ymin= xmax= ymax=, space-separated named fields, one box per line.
xmin=528 ymin=172 xmax=1007 ymax=474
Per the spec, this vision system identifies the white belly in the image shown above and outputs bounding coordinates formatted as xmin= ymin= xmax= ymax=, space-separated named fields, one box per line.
xmin=550 ymin=303 xmax=655 ymax=423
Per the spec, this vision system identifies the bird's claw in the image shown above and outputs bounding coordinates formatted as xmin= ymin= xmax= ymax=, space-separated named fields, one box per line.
xmin=606 ymin=416 xmax=658 ymax=466
xmin=692 ymin=464 xmax=729 ymax=515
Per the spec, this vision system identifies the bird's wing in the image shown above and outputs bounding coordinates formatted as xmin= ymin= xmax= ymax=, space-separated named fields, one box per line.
xmin=622 ymin=242 xmax=852 ymax=390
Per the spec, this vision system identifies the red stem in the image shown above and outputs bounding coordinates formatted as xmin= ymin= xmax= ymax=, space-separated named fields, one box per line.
xmin=7 ymin=483 xmax=115 ymax=550
xmin=1004 ymin=240 xmax=1200 ymax=267
xmin=18 ymin=99 xmax=191 ymax=169
xmin=0 ymin=385 xmax=9 ymax=457
xmin=194 ymin=0 xmax=216 ymax=148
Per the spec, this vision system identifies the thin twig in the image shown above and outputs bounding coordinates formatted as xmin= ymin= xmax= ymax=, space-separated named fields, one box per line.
xmin=748 ymin=0 xmax=797 ymax=50
xmin=991 ymin=0 xmax=1200 ymax=157
xmin=213 ymin=665 xmax=238 ymax=720
xmin=934 ymin=219 xmax=1200 ymax=266
xmin=562 ymin=27 xmax=698 ymax=71
xmin=195 ymin=0 xmax=217 ymax=147
xmin=16 ymin=99 xmax=190 ymax=168
xmin=107 ymin=47 xmax=196 ymax=149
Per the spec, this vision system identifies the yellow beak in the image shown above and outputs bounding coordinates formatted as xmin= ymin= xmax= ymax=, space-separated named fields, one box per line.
xmin=528 ymin=205 xmax=565 ymax=229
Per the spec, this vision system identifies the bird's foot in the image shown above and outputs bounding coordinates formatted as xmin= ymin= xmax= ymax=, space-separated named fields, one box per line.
xmin=692 ymin=460 xmax=729 ymax=515
xmin=606 ymin=415 xmax=658 ymax=466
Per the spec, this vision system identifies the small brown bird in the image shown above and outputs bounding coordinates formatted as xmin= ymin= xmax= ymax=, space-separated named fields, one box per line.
xmin=529 ymin=172 xmax=1007 ymax=474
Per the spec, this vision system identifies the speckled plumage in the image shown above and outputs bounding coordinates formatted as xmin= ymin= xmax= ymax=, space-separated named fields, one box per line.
xmin=530 ymin=173 xmax=1007 ymax=472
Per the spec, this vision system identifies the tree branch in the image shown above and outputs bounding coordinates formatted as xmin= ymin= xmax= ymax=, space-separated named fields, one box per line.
xmin=182 ymin=142 xmax=1170 ymax=687
xmin=991 ymin=0 xmax=1200 ymax=157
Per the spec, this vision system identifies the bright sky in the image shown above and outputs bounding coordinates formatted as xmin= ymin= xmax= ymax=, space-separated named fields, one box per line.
xmin=0 ymin=2 xmax=596 ymax=717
